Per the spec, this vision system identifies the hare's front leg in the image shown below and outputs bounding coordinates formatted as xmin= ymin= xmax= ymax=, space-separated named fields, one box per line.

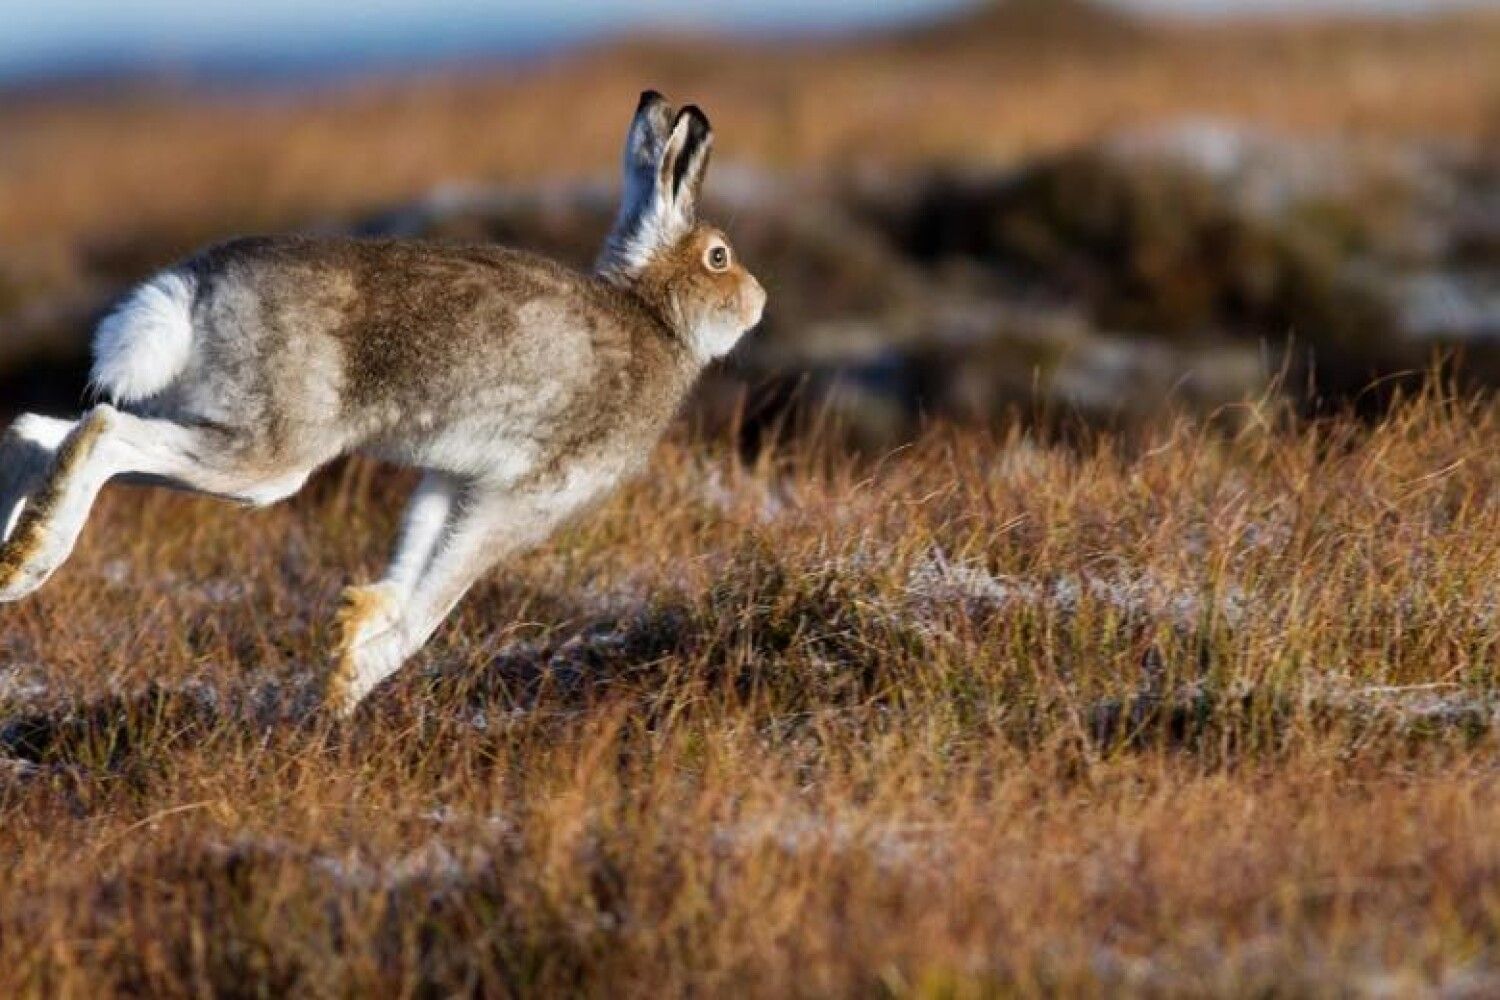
xmin=327 ymin=475 xmax=597 ymax=714
xmin=330 ymin=471 xmax=458 ymax=697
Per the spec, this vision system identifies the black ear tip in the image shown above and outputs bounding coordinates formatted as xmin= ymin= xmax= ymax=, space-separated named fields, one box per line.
xmin=677 ymin=104 xmax=712 ymax=139
xmin=637 ymin=89 xmax=667 ymax=111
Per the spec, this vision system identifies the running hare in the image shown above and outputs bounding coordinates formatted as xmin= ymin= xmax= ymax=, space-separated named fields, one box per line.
xmin=0 ymin=91 xmax=765 ymax=713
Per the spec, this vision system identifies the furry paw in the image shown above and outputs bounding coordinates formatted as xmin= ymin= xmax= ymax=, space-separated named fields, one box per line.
xmin=0 ymin=522 xmax=54 ymax=603
xmin=325 ymin=583 xmax=404 ymax=714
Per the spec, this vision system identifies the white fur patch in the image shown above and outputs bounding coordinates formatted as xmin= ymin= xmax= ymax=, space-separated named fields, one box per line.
xmin=11 ymin=413 xmax=74 ymax=451
xmin=386 ymin=473 xmax=456 ymax=594
xmin=691 ymin=314 xmax=749 ymax=362
xmin=90 ymin=271 xmax=197 ymax=404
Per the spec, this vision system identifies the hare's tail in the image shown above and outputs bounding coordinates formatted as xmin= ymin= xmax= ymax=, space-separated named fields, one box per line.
xmin=89 ymin=271 xmax=197 ymax=404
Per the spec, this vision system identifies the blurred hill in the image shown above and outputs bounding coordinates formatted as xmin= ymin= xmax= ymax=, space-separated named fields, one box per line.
xmin=899 ymin=0 xmax=1144 ymax=51
xmin=0 ymin=2 xmax=1497 ymax=435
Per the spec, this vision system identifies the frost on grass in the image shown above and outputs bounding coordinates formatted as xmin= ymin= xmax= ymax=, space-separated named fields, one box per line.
xmin=904 ymin=546 xmax=1247 ymax=628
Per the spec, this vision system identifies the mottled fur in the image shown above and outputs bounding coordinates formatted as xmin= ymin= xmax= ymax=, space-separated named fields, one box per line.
xmin=157 ymin=236 xmax=700 ymax=477
xmin=0 ymin=92 xmax=765 ymax=714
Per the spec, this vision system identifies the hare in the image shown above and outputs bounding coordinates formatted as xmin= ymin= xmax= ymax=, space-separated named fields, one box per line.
xmin=0 ymin=91 xmax=765 ymax=714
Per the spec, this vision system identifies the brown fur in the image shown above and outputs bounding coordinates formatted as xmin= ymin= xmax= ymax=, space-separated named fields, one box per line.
xmin=634 ymin=227 xmax=760 ymax=341
xmin=162 ymin=234 xmax=706 ymax=483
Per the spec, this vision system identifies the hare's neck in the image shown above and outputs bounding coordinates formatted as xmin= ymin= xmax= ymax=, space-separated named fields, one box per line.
xmin=617 ymin=281 xmax=737 ymax=369
xmin=608 ymin=281 xmax=690 ymax=365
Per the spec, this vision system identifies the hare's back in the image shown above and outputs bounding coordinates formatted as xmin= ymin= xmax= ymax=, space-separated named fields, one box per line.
xmin=180 ymin=236 xmax=625 ymax=437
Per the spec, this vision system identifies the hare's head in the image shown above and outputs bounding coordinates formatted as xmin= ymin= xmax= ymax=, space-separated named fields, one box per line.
xmin=598 ymin=91 xmax=765 ymax=362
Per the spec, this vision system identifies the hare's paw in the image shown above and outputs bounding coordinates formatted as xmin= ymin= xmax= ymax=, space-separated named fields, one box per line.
xmin=0 ymin=518 xmax=56 ymax=602
xmin=326 ymin=583 xmax=404 ymax=714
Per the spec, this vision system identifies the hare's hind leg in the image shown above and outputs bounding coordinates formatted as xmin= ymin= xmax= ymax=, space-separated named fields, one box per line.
xmin=0 ymin=414 xmax=76 ymax=543
xmin=0 ymin=404 xmax=311 ymax=601
xmin=0 ymin=407 xmax=118 ymax=600
xmin=327 ymin=477 xmax=588 ymax=714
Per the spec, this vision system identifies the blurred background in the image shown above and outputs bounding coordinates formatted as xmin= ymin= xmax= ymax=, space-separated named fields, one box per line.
xmin=2 ymin=0 xmax=1497 ymax=446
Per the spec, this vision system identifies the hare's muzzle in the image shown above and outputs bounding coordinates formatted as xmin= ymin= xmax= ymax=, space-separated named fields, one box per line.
xmin=742 ymin=275 xmax=767 ymax=330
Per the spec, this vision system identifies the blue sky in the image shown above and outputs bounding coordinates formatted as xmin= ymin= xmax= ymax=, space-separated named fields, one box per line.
xmin=0 ymin=0 xmax=943 ymax=80
xmin=0 ymin=0 xmax=1489 ymax=83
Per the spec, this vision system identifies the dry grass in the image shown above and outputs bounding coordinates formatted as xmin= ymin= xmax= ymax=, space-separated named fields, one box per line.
xmin=3 ymin=8 xmax=1500 ymax=991
xmin=5 ymin=385 xmax=1500 ymax=994
xmin=1 ymin=8 xmax=1497 ymax=302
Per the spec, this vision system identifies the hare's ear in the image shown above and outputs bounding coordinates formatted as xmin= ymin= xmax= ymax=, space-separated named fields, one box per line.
xmin=596 ymin=96 xmax=715 ymax=280
xmin=598 ymin=90 xmax=677 ymax=277
xmin=621 ymin=90 xmax=675 ymax=222
xmin=657 ymin=106 xmax=713 ymax=230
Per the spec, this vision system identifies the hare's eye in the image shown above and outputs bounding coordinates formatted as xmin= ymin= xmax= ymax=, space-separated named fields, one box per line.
xmin=706 ymin=244 xmax=731 ymax=272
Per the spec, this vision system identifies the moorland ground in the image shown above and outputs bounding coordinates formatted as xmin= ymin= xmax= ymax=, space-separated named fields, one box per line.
xmin=5 ymin=389 xmax=1500 ymax=994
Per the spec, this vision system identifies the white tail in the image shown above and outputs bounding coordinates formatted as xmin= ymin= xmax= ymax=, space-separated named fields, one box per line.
xmin=89 ymin=271 xmax=197 ymax=404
